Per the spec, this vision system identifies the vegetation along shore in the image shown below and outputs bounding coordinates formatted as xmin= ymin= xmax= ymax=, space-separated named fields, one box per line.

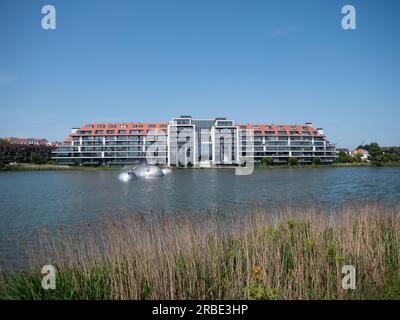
xmin=1 ymin=202 xmax=399 ymax=300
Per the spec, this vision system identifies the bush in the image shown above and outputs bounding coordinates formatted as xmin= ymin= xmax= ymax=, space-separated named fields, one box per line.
xmin=288 ymin=157 xmax=298 ymax=166
xmin=376 ymin=154 xmax=400 ymax=163
xmin=31 ymin=153 xmax=46 ymax=165
xmin=336 ymin=152 xmax=353 ymax=163
xmin=261 ymin=157 xmax=274 ymax=167
xmin=15 ymin=155 xmax=23 ymax=163
xmin=313 ymin=157 xmax=321 ymax=165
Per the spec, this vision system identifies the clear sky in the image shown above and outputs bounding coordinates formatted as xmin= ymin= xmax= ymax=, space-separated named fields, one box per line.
xmin=0 ymin=0 xmax=399 ymax=148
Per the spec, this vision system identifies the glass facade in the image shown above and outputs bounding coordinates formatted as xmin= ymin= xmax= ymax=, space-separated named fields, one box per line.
xmin=53 ymin=117 xmax=336 ymax=165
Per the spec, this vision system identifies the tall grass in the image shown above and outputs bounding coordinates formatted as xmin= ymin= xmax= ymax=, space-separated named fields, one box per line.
xmin=1 ymin=202 xmax=400 ymax=300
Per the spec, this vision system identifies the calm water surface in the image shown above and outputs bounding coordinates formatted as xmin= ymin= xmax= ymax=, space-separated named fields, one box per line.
xmin=0 ymin=167 xmax=400 ymax=240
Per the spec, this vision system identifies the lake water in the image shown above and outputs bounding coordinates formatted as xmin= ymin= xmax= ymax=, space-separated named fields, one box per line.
xmin=0 ymin=167 xmax=400 ymax=242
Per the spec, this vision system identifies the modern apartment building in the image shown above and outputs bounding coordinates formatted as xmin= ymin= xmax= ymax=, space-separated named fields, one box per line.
xmin=5 ymin=137 xmax=49 ymax=146
xmin=53 ymin=116 xmax=336 ymax=166
xmin=0 ymin=144 xmax=53 ymax=164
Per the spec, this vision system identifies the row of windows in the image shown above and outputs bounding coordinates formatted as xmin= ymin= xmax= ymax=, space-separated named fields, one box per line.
xmin=240 ymin=125 xmax=312 ymax=130
xmin=75 ymin=135 xmax=167 ymax=141
xmin=86 ymin=124 xmax=167 ymax=129
xmin=77 ymin=129 xmax=167 ymax=135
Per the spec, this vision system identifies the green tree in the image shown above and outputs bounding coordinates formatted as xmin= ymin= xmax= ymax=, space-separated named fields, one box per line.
xmin=313 ymin=157 xmax=321 ymax=165
xmin=377 ymin=153 xmax=400 ymax=163
xmin=354 ymin=154 xmax=363 ymax=163
xmin=336 ymin=152 xmax=353 ymax=163
xmin=15 ymin=155 xmax=23 ymax=163
xmin=364 ymin=142 xmax=381 ymax=159
xmin=31 ymin=153 xmax=46 ymax=164
xmin=261 ymin=157 xmax=274 ymax=167
xmin=288 ymin=157 xmax=298 ymax=166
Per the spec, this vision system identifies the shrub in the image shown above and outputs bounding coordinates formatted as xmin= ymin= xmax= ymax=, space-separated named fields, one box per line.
xmin=337 ymin=152 xmax=353 ymax=163
xmin=15 ymin=155 xmax=23 ymax=163
xmin=313 ymin=157 xmax=321 ymax=165
xmin=261 ymin=157 xmax=274 ymax=167
xmin=31 ymin=153 xmax=46 ymax=164
xmin=288 ymin=157 xmax=298 ymax=166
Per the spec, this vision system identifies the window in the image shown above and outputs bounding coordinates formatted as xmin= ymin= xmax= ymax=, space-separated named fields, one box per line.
xmin=148 ymin=124 xmax=156 ymax=128
xmin=176 ymin=119 xmax=190 ymax=125
xmin=240 ymin=125 xmax=247 ymax=129
xmin=130 ymin=130 xmax=144 ymax=134
xmin=87 ymin=125 xmax=94 ymax=129
xmin=119 ymin=130 xmax=127 ymax=134
xmin=120 ymin=124 xmax=127 ymax=129
xmin=254 ymin=125 xmax=260 ymax=129
xmin=106 ymin=130 xmax=115 ymax=134
xmin=109 ymin=124 xmax=116 ymax=128
xmin=278 ymin=126 xmax=285 ymax=130
xmin=216 ymin=120 xmax=234 ymax=126
xmin=160 ymin=124 xmax=167 ymax=128
xmin=97 ymin=125 xmax=105 ymax=129
xmin=95 ymin=130 xmax=104 ymax=134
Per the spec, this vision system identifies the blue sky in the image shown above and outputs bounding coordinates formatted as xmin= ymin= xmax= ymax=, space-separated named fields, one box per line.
xmin=0 ymin=0 xmax=399 ymax=148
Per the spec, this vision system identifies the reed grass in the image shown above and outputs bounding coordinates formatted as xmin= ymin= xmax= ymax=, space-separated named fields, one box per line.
xmin=1 ymin=201 xmax=400 ymax=300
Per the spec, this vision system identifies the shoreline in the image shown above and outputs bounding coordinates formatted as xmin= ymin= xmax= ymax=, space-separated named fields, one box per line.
xmin=1 ymin=202 xmax=399 ymax=300
xmin=1 ymin=162 xmax=400 ymax=172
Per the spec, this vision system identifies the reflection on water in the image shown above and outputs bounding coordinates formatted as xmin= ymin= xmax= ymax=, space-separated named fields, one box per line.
xmin=118 ymin=164 xmax=172 ymax=181
xmin=0 ymin=167 xmax=400 ymax=240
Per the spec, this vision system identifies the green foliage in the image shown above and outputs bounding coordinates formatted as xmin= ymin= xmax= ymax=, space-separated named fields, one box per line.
xmin=243 ymin=267 xmax=278 ymax=300
xmin=15 ymin=155 xmax=23 ymax=163
xmin=376 ymin=153 xmax=400 ymax=163
xmin=288 ymin=157 xmax=298 ymax=166
xmin=0 ymin=138 xmax=8 ymax=144
xmin=2 ymin=206 xmax=400 ymax=300
xmin=336 ymin=152 xmax=353 ymax=163
xmin=358 ymin=142 xmax=382 ymax=162
xmin=31 ymin=153 xmax=46 ymax=165
xmin=313 ymin=157 xmax=321 ymax=165
xmin=261 ymin=157 xmax=274 ymax=167
xmin=0 ymin=267 xmax=113 ymax=300
xmin=364 ymin=142 xmax=381 ymax=158
xmin=354 ymin=153 xmax=363 ymax=163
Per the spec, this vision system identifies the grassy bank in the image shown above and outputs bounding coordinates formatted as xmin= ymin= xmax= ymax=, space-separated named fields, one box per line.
xmin=0 ymin=163 xmax=120 ymax=171
xmin=1 ymin=202 xmax=400 ymax=300
xmin=2 ymin=162 xmax=400 ymax=172
xmin=257 ymin=162 xmax=400 ymax=169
